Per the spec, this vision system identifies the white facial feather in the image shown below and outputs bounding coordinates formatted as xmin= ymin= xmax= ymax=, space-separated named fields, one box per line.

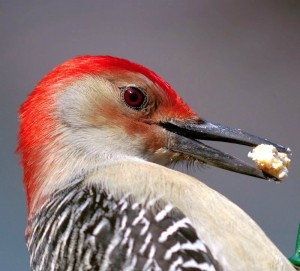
xmin=35 ymin=74 xmax=173 ymax=202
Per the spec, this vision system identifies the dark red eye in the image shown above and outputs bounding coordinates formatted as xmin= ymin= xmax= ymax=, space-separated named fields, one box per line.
xmin=121 ymin=87 xmax=147 ymax=110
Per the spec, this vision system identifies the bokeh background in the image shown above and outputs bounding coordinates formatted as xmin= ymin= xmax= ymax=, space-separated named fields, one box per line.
xmin=1 ymin=1 xmax=300 ymax=270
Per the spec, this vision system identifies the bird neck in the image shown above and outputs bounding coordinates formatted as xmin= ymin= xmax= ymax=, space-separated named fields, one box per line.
xmin=27 ymin=144 xmax=144 ymax=218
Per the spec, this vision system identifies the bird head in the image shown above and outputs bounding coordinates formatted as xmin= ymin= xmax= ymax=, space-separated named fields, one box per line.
xmin=18 ymin=56 xmax=289 ymax=216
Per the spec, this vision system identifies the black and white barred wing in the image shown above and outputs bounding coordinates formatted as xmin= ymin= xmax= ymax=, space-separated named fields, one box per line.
xmin=28 ymin=184 xmax=222 ymax=271
xmin=119 ymin=201 xmax=222 ymax=271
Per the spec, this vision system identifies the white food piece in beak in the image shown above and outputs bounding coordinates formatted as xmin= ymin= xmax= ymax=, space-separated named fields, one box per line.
xmin=248 ymin=144 xmax=291 ymax=180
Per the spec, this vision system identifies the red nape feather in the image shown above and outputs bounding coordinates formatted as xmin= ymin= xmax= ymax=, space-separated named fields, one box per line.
xmin=18 ymin=55 xmax=192 ymax=215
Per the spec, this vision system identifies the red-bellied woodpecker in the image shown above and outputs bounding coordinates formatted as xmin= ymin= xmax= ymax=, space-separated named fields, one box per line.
xmin=18 ymin=56 xmax=294 ymax=271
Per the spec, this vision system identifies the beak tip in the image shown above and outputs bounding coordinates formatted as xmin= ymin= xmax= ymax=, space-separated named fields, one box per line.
xmin=262 ymin=172 xmax=282 ymax=183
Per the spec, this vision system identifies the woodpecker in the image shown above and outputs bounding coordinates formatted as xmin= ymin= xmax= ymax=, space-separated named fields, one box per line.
xmin=18 ymin=56 xmax=295 ymax=271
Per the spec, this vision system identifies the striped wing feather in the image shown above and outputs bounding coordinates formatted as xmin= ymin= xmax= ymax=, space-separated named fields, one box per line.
xmin=27 ymin=181 xmax=221 ymax=271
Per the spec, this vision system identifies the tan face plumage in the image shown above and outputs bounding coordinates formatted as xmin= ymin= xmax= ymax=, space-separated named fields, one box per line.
xmin=18 ymin=56 xmax=196 ymax=215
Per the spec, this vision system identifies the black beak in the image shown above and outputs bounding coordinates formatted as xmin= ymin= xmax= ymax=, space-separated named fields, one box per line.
xmin=161 ymin=119 xmax=291 ymax=182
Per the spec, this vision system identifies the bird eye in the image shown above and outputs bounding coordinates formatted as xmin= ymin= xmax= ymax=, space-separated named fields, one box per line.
xmin=121 ymin=87 xmax=147 ymax=110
